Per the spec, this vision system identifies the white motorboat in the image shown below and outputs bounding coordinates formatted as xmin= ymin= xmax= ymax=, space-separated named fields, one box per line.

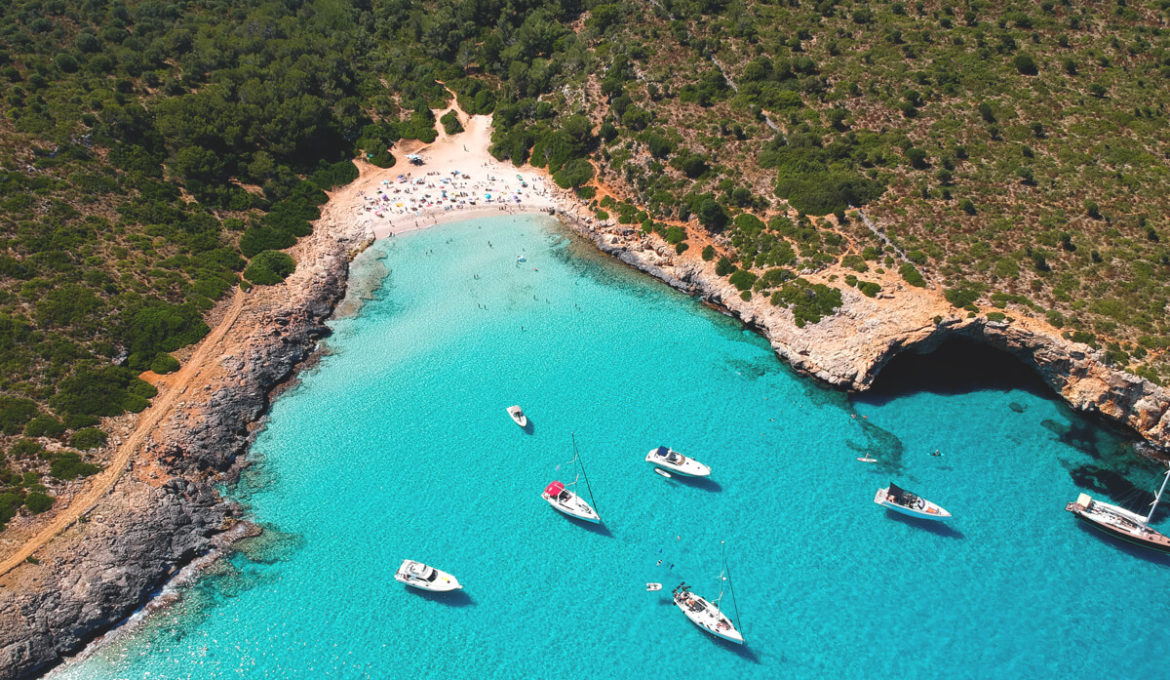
xmin=672 ymin=584 xmax=744 ymax=644
xmin=394 ymin=559 xmax=462 ymax=592
xmin=874 ymin=483 xmax=952 ymax=522
xmin=542 ymin=479 xmax=600 ymax=523
xmin=1066 ymin=465 xmax=1170 ymax=554
xmin=506 ymin=405 xmax=528 ymax=428
xmin=646 ymin=446 xmax=711 ymax=477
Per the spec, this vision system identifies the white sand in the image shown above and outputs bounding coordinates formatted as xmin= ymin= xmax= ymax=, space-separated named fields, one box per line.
xmin=328 ymin=106 xmax=563 ymax=241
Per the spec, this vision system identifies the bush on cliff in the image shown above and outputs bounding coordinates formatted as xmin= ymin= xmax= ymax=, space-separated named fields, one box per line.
xmin=24 ymin=491 xmax=53 ymax=514
xmin=70 ymin=428 xmax=108 ymax=451
xmin=50 ymin=366 xmax=159 ymax=418
xmin=0 ymin=397 xmax=38 ymax=435
xmin=244 ymin=251 xmax=297 ymax=286
xmin=151 ymin=354 xmax=181 ymax=375
xmin=23 ymin=414 xmax=65 ymax=439
xmin=49 ymin=452 xmax=100 ymax=481
xmin=770 ymin=278 xmax=843 ymax=327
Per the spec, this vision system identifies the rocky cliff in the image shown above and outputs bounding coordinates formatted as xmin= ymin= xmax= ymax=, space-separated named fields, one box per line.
xmin=566 ymin=213 xmax=1170 ymax=451
xmin=0 ymin=218 xmax=369 ymax=680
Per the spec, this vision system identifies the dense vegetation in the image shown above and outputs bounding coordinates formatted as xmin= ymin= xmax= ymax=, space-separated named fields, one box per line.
xmin=3 ymin=0 xmax=1170 ymax=526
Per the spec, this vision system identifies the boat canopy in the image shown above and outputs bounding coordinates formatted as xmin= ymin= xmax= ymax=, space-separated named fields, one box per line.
xmin=545 ymin=481 xmax=565 ymax=496
xmin=654 ymin=446 xmax=670 ymax=457
xmin=888 ymin=483 xmax=919 ymax=505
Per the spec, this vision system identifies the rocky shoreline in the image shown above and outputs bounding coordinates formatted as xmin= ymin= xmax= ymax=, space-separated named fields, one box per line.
xmin=0 ymin=211 xmax=370 ymax=679
xmin=561 ymin=211 xmax=1170 ymax=452
xmin=3 ymin=195 xmax=1168 ymax=679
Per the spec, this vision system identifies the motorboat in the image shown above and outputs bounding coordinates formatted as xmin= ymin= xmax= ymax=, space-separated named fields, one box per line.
xmin=506 ymin=405 xmax=528 ymax=428
xmin=542 ymin=479 xmax=600 ymax=523
xmin=672 ymin=583 xmax=744 ymax=644
xmin=874 ymin=483 xmax=952 ymax=521
xmin=394 ymin=559 xmax=462 ymax=592
xmin=646 ymin=446 xmax=710 ymax=477
xmin=1066 ymin=465 xmax=1170 ymax=554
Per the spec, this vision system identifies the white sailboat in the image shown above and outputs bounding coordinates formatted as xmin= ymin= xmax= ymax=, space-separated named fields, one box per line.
xmin=541 ymin=434 xmax=601 ymax=524
xmin=671 ymin=542 xmax=744 ymax=645
xmin=1066 ymin=464 xmax=1170 ymax=554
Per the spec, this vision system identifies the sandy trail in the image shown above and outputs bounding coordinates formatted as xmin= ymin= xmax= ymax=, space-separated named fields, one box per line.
xmin=0 ymin=289 xmax=247 ymax=577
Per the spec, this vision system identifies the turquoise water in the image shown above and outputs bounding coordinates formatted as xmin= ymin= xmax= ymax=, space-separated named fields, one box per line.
xmin=53 ymin=215 xmax=1170 ymax=679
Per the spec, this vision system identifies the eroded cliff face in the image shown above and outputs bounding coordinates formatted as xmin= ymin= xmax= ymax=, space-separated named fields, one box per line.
xmin=0 ymin=218 xmax=370 ymax=680
xmin=569 ymin=215 xmax=1170 ymax=451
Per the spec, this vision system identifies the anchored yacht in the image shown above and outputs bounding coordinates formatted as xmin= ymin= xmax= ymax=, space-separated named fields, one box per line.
xmin=874 ymin=483 xmax=952 ymax=522
xmin=394 ymin=560 xmax=462 ymax=592
xmin=646 ymin=446 xmax=711 ymax=477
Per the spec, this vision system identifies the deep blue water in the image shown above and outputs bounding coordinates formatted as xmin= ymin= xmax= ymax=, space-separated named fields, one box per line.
xmin=52 ymin=215 xmax=1170 ymax=679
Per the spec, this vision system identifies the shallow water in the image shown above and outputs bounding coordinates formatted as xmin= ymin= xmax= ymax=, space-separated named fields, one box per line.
xmin=53 ymin=215 xmax=1170 ymax=680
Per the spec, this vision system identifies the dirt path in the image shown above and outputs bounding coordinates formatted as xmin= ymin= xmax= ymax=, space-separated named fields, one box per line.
xmin=0 ymin=287 xmax=248 ymax=577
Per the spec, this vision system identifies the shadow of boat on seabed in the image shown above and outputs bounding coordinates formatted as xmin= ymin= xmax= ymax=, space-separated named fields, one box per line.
xmin=884 ymin=510 xmax=965 ymax=539
xmin=405 ymin=587 xmax=476 ymax=607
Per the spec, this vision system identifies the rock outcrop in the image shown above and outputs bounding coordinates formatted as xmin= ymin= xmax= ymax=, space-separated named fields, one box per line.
xmin=0 ymin=220 xmax=369 ymax=680
xmin=568 ymin=213 xmax=1170 ymax=450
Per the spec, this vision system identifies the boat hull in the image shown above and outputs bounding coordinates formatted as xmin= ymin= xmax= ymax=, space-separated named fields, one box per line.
xmin=673 ymin=594 xmax=744 ymax=644
xmin=645 ymin=449 xmax=711 ymax=477
xmin=1067 ymin=502 xmax=1170 ymax=554
xmin=394 ymin=561 xmax=462 ymax=592
xmin=874 ymin=488 xmax=951 ymax=522
xmin=506 ymin=406 xmax=528 ymax=428
xmin=542 ymin=491 xmax=600 ymax=523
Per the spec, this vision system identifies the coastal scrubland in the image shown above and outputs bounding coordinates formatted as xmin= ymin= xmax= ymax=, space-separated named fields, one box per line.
xmin=2 ymin=0 xmax=1170 ymax=527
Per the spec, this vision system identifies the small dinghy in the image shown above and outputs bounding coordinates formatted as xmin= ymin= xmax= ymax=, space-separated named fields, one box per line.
xmin=394 ymin=560 xmax=462 ymax=592
xmin=506 ymin=405 xmax=528 ymax=428
xmin=875 ymin=483 xmax=952 ymax=522
xmin=646 ymin=582 xmax=663 ymax=592
xmin=646 ymin=446 xmax=711 ymax=477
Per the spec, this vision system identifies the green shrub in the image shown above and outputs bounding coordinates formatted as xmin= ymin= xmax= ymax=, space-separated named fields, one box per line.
xmin=151 ymin=354 xmax=180 ymax=374
xmin=715 ymin=257 xmax=736 ymax=276
xmin=729 ymin=269 xmax=758 ymax=291
xmin=986 ymin=311 xmax=1008 ymax=322
xmin=841 ymin=254 xmax=868 ymax=272
xmin=50 ymin=452 xmax=100 ymax=481
xmin=858 ymin=281 xmax=881 ymax=297
xmin=50 ymin=366 xmax=157 ymax=418
xmin=899 ymin=263 xmax=926 ymax=287
xmin=0 ymin=397 xmax=38 ymax=435
xmin=945 ymin=281 xmax=986 ymax=308
xmin=70 ymin=427 xmax=108 ymax=450
xmin=24 ymin=414 xmax=65 ymax=438
xmin=770 ymin=279 xmax=843 ymax=327
xmin=701 ymin=245 xmax=715 ymax=261
xmin=959 ymin=198 xmax=976 ymax=215
xmin=675 ymin=242 xmax=689 ymax=255
xmin=0 ymin=492 xmax=22 ymax=528
xmin=63 ymin=413 xmax=99 ymax=429
xmin=9 ymin=438 xmax=44 ymax=459
xmin=244 ymin=251 xmax=296 ymax=286
xmin=440 ymin=110 xmax=463 ymax=135
xmin=24 ymin=491 xmax=53 ymax=514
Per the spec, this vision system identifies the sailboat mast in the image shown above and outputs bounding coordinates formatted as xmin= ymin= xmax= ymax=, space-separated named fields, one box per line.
xmin=571 ymin=432 xmax=598 ymax=514
xmin=722 ymin=540 xmax=742 ymax=631
xmin=1144 ymin=465 xmax=1170 ymax=524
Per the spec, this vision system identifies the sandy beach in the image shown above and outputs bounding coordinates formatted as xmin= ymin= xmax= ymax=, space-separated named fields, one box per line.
xmin=327 ymin=103 xmax=562 ymax=242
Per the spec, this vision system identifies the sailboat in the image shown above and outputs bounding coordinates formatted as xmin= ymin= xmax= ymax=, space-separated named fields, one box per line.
xmin=1065 ymin=464 xmax=1170 ymax=553
xmin=671 ymin=542 xmax=744 ymax=645
xmin=541 ymin=434 xmax=601 ymax=524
